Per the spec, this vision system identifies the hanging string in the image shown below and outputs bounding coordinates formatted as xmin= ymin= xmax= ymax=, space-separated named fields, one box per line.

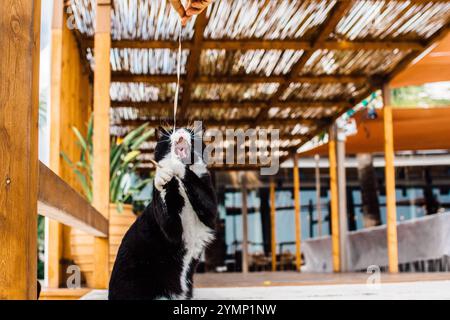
xmin=173 ymin=20 xmax=182 ymax=131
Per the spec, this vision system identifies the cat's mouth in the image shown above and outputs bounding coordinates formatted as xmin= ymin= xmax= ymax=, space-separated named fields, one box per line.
xmin=174 ymin=136 xmax=190 ymax=160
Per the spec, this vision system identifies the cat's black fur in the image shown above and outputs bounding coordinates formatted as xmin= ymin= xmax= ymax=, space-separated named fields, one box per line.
xmin=108 ymin=128 xmax=217 ymax=300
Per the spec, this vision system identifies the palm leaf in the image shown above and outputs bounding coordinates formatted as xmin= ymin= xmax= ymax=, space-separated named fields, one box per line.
xmin=130 ymin=129 xmax=154 ymax=150
xmin=121 ymin=123 xmax=148 ymax=147
xmin=72 ymin=126 xmax=88 ymax=153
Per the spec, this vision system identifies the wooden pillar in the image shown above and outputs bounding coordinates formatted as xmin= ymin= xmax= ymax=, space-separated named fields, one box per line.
xmin=92 ymin=0 xmax=111 ymax=288
xmin=293 ymin=154 xmax=302 ymax=272
xmin=314 ymin=154 xmax=323 ymax=236
xmin=241 ymin=174 xmax=249 ymax=274
xmin=328 ymin=124 xmax=340 ymax=272
xmin=47 ymin=0 xmax=64 ymax=289
xmin=0 ymin=0 xmax=41 ymax=299
xmin=269 ymin=180 xmax=277 ymax=271
xmin=383 ymin=85 xmax=399 ymax=273
xmin=336 ymin=128 xmax=348 ymax=272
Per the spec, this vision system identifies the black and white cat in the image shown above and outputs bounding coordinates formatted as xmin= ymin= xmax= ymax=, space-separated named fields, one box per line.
xmin=109 ymin=127 xmax=217 ymax=300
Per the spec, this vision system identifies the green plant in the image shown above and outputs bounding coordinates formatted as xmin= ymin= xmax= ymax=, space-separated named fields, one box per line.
xmin=37 ymin=215 xmax=45 ymax=280
xmin=62 ymin=115 xmax=154 ymax=211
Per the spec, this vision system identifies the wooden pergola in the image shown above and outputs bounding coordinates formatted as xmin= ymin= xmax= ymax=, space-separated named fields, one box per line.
xmin=1 ymin=0 xmax=449 ymax=299
xmin=60 ymin=0 xmax=449 ymax=168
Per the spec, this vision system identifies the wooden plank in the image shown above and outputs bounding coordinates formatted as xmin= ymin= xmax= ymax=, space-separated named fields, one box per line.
xmin=92 ymin=0 xmax=111 ymax=289
xmin=328 ymin=125 xmax=340 ymax=273
xmin=112 ymin=73 xmax=367 ymax=85
xmin=38 ymin=162 xmax=109 ymax=237
xmin=48 ymin=0 xmax=64 ymax=289
xmin=270 ymin=180 xmax=277 ymax=272
xmin=0 ymin=0 xmax=41 ymax=300
xmin=179 ymin=11 xmax=208 ymax=121
xmin=382 ymin=85 xmax=399 ymax=273
xmin=292 ymin=154 xmax=302 ymax=272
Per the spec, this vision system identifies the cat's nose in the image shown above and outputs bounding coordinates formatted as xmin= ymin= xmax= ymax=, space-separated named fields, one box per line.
xmin=177 ymin=136 xmax=184 ymax=144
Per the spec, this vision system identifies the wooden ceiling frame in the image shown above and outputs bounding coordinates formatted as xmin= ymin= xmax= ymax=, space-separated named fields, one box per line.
xmin=84 ymin=39 xmax=424 ymax=51
xmin=70 ymin=0 xmax=450 ymax=170
xmin=280 ymin=24 xmax=450 ymax=165
xmin=115 ymin=117 xmax=327 ymax=128
xmin=111 ymin=73 xmax=368 ymax=84
xmin=110 ymin=100 xmax=349 ymax=110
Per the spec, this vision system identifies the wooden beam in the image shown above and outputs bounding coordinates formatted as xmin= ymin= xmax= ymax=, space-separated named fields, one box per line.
xmin=118 ymin=117 xmax=325 ymax=128
xmin=328 ymin=124 xmax=340 ymax=273
xmin=241 ymin=174 xmax=249 ymax=274
xmin=112 ymin=73 xmax=179 ymax=84
xmin=314 ymin=154 xmax=323 ymax=236
xmin=112 ymin=73 xmax=367 ymax=84
xmin=111 ymin=100 xmax=348 ymax=110
xmin=382 ymin=85 xmax=399 ymax=273
xmin=293 ymin=154 xmax=302 ymax=272
xmin=85 ymin=38 xmax=423 ymax=51
xmin=0 ymin=0 xmax=41 ymax=300
xmin=48 ymin=0 xmax=64 ymax=289
xmin=92 ymin=0 xmax=111 ymax=289
xmin=37 ymin=162 xmax=108 ymax=237
xmin=269 ymin=180 xmax=277 ymax=272
xmin=179 ymin=12 xmax=208 ymax=120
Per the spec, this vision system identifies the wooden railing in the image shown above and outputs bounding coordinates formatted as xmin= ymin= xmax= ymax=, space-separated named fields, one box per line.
xmin=38 ymin=162 xmax=108 ymax=237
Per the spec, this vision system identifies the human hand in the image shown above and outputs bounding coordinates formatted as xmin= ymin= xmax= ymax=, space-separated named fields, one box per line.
xmin=168 ymin=0 xmax=213 ymax=26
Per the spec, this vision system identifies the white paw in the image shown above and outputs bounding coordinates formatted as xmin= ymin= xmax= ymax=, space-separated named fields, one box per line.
xmin=154 ymin=166 xmax=174 ymax=191
xmin=160 ymin=157 xmax=186 ymax=179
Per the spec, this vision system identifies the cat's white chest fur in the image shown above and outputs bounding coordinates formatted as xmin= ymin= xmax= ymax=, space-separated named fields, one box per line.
xmin=176 ymin=181 xmax=213 ymax=298
xmin=176 ymin=164 xmax=214 ymax=298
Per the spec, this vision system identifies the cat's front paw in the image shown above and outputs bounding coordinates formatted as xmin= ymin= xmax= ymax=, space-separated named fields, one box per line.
xmin=160 ymin=157 xmax=186 ymax=179
xmin=154 ymin=166 xmax=174 ymax=191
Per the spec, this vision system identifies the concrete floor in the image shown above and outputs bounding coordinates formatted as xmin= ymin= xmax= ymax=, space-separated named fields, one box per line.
xmin=193 ymin=280 xmax=450 ymax=300
xmin=82 ymin=272 xmax=450 ymax=300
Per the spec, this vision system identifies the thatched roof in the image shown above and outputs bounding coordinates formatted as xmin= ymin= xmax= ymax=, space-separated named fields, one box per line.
xmin=70 ymin=0 xmax=450 ymax=170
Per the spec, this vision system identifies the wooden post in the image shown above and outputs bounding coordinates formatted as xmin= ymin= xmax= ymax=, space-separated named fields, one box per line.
xmin=314 ymin=154 xmax=323 ymax=236
xmin=48 ymin=0 xmax=64 ymax=289
xmin=383 ymin=85 xmax=399 ymax=273
xmin=293 ymin=154 xmax=302 ymax=272
xmin=269 ymin=180 xmax=277 ymax=271
xmin=328 ymin=124 xmax=340 ymax=272
xmin=241 ymin=174 xmax=249 ymax=274
xmin=92 ymin=0 xmax=111 ymax=288
xmin=336 ymin=128 xmax=348 ymax=272
xmin=0 ymin=0 xmax=41 ymax=299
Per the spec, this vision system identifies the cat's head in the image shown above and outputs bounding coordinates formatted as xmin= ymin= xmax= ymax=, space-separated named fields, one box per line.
xmin=154 ymin=127 xmax=204 ymax=165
